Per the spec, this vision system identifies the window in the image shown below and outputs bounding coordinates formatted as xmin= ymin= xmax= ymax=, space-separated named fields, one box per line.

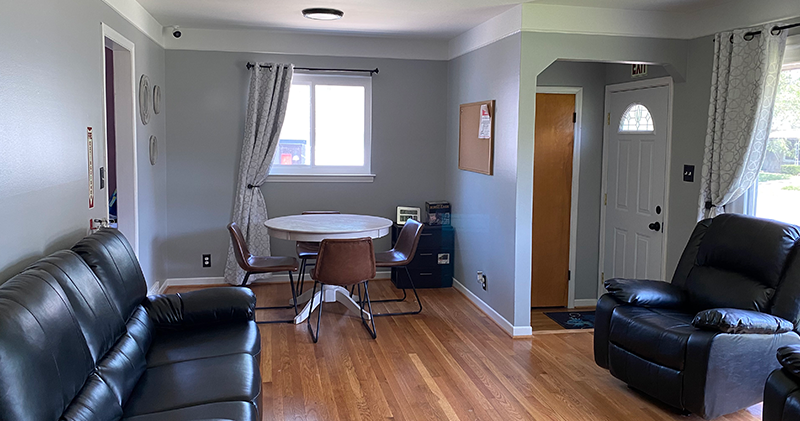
xmin=746 ymin=35 xmax=800 ymax=225
xmin=268 ymin=73 xmax=372 ymax=180
xmin=619 ymin=103 xmax=654 ymax=133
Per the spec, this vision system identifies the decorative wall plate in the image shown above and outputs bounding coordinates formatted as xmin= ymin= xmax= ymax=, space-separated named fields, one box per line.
xmin=149 ymin=135 xmax=158 ymax=165
xmin=153 ymin=85 xmax=161 ymax=115
xmin=139 ymin=75 xmax=151 ymax=125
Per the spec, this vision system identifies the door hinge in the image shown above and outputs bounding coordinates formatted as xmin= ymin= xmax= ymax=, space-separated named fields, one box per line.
xmin=604 ymin=193 xmax=608 ymax=206
xmin=607 ymin=113 xmax=611 ymax=125
xmin=572 ymin=112 xmax=577 ymax=123
xmin=601 ymin=272 xmax=605 ymax=283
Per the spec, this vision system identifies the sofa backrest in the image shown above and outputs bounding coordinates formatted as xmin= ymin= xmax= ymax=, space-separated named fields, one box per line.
xmin=675 ymin=214 xmax=800 ymax=313
xmin=0 ymin=268 xmax=96 ymax=421
xmin=71 ymin=228 xmax=147 ymax=321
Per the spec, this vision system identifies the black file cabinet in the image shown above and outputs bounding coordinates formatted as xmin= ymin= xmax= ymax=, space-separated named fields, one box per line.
xmin=391 ymin=224 xmax=454 ymax=289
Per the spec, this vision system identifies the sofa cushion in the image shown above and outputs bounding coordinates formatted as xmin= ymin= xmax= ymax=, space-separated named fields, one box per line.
xmin=72 ymin=228 xmax=147 ymax=321
xmin=29 ymin=250 xmax=127 ymax=363
xmin=0 ymin=269 xmax=94 ymax=421
xmin=146 ymin=321 xmax=260 ymax=368
xmin=122 ymin=401 xmax=258 ymax=421
xmin=693 ymin=308 xmax=794 ymax=334
xmin=609 ymin=306 xmax=701 ymax=371
xmin=123 ymin=353 xmax=260 ymax=417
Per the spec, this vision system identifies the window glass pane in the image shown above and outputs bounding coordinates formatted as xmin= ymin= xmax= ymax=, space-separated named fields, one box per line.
xmin=314 ymin=85 xmax=365 ymax=166
xmin=273 ymin=84 xmax=311 ymax=166
xmin=756 ymin=68 xmax=800 ymax=225
xmin=619 ymin=103 xmax=654 ymax=132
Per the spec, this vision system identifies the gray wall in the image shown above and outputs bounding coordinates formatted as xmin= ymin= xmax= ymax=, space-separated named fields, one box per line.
xmin=164 ymin=50 xmax=448 ymax=279
xmin=0 ymin=0 xmax=167 ymax=288
xmin=535 ymin=61 xmax=606 ymax=301
xmin=445 ymin=34 xmax=521 ymax=323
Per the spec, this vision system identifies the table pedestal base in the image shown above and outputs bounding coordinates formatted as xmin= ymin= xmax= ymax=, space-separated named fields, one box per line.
xmin=293 ymin=284 xmax=370 ymax=324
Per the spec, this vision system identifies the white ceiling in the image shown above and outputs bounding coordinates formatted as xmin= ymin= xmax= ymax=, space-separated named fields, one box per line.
xmin=136 ymin=0 xmax=725 ymax=39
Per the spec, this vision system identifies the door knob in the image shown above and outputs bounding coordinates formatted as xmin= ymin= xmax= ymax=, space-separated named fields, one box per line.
xmin=648 ymin=222 xmax=661 ymax=232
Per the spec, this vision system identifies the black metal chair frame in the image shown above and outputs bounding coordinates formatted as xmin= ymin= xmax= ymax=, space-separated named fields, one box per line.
xmin=307 ymin=279 xmax=376 ymax=343
xmin=240 ymin=271 xmax=299 ymax=324
xmin=347 ymin=266 xmax=422 ymax=317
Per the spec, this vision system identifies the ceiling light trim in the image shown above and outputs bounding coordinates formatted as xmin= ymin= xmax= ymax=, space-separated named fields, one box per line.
xmin=302 ymin=8 xmax=344 ymax=21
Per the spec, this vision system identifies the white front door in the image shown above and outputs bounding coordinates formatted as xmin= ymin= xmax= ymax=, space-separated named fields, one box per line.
xmin=603 ymin=81 xmax=671 ymax=283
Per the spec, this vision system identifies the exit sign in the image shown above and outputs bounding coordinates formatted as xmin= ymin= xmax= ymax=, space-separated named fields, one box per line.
xmin=632 ymin=64 xmax=648 ymax=77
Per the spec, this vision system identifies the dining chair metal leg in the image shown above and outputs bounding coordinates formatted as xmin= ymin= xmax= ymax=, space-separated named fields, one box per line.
xmin=297 ymin=258 xmax=307 ymax=297
xmin=373 ymin=266 xmax=422 ymax=317
xmin=359 ymin=282 xmax=377 ymax=339
xmin=241 ymin=270 xmax=301 ymax=324
xmin=307 ymin=281 xmax=323 ymax=343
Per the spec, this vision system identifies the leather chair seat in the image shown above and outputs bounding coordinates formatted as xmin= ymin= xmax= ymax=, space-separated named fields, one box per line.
xmin=296 ymin=241 xmax=320 ymax=259
xmin=609 ymin=306 xmax=697 ymax=371
xmin=244 ymin=255 xmax=298 ymax=273
xmin=123 ymin=401 xmax=258 ymax=421
xmin=146 ymin=322 xmax=260 ymax=368
xmin=374 ymin=249 xmax=408 ymax=267
xmin=123 ymin=353 xmax=260 ymax=418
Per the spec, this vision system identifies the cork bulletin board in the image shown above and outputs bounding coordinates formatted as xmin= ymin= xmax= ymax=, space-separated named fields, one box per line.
xmin=458 ymin=100 xmax=495 ymax=175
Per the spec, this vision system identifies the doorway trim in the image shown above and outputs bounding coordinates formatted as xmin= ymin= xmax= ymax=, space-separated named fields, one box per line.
xmin=598 ymin=76 xmax=674 ymax=298
xmin=101 ymin=23 xmax=139 ymax=255
xmin=534 ymin=86 xmax=583 ymax=309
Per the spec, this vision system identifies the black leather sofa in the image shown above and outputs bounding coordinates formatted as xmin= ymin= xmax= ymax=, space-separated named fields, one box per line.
xmin=0 ymin=228 xmax=262 ymax=421
xmin=594 ymin=214 xmax=800 ymax=419
xmin=764 ymin=344 xmax=800 ymax=421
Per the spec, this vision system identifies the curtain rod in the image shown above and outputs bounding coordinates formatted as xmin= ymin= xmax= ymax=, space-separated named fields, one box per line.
xmin=245 ymin=62 xmax=378 ymax=75
xmin=740 ymin=22 xmax=800 ymax=41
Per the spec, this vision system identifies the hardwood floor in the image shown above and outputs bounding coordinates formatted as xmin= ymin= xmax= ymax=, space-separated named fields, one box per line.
xmin=166 ymin=280 xmax=761 ymax=421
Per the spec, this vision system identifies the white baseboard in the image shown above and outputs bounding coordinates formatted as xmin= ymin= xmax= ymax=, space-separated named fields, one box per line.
xmin=146 ymin=281 xmax=163 ymax=295
xmin=572 ymin=299 xmax=598 ymax=308
xmin=452 ymin=277 xmax=533 ymax=338
xmin=161 ymin=269 xmax=392 ymax=291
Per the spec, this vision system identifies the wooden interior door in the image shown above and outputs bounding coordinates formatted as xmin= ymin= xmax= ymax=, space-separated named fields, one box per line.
xmin=531 ymin=93 xmax=575 ymax=308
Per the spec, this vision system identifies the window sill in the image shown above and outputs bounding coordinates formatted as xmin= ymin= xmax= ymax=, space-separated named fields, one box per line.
xmin=266 ymin=174 xmax=376 ymax=183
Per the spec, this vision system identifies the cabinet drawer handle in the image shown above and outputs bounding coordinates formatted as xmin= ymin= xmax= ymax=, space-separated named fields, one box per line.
xmin=420 ymin=272 xmax=433 ymax=276
xmin=421 ymin=233 xmax=433 ymax=237
xmin=420 ymin=253 xmax=433 ymax=256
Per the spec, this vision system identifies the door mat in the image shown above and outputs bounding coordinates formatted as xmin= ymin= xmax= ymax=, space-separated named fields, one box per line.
xmin=543 ymin=311 xmax=595 ymax=329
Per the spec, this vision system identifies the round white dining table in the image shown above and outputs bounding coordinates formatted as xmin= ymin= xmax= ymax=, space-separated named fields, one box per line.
xmin=264 ymin=213 xmax=394 ymax=324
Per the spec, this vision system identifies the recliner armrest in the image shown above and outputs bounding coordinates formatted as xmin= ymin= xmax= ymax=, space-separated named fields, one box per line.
xmin=693 ymin=308 xmax=794 ymax=334
xmin=777 ymin=345 xmax=800 ymax=380
xmin=603 ymin=278 xmax=686 ymax=308
xmin=143 ymin=287 xmax=256 ymax=329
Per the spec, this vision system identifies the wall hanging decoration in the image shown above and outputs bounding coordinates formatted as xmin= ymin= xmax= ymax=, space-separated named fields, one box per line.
xmin=153 ymin=85 xmax=161 ymax=115
xmin=139 ymin=75 xmax=151 ymax=125
xmin=458 ymin=99 xmax=495 ymax=175
xmin=149 ymin=135 xmax=158 ymax=165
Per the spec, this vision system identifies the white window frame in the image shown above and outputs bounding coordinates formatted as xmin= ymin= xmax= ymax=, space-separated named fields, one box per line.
xmin=268 ymin=73 xmax=374 ymax=183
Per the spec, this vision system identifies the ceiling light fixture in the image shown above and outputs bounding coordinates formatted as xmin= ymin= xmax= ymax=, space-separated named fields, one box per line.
xmin=302 ymin=8 xmax=344 ymax=21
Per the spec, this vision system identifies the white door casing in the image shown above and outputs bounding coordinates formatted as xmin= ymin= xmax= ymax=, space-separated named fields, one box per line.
xmin=600 ymin=78 xmax=673 ymax=294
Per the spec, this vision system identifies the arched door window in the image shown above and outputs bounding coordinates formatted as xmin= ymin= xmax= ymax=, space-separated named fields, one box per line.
xmin=619 ymin=103 xmax=654 ymax=133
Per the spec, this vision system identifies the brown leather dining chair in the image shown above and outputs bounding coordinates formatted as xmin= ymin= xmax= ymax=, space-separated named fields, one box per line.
xmin=228 ymin=222 xmax=300 ymax=324
xmin=296 ymin=211 xmax=340 ymax=295
xmin=307 ymin=237 xmax=377 ymax=343
xmin=371 ymin=218 xmax=424 ymax=317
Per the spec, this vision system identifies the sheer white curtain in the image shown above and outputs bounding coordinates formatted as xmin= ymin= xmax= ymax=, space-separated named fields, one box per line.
xmin=224 ymin=63 xmax=294 ymax=285
xmin=698 ymin=24 xmax=787 ymax=220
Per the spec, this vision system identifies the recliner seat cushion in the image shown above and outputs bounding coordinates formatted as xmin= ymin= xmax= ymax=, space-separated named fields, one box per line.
xmin=609 ymin=306 xmax=699 ymax=371
xmin=123 ymin=353 xmax=261 ymax=417
xmin=122 ymin=401 xmax=259 ymax=421
xmin=146 ymin=321 xmax=260 ymax=367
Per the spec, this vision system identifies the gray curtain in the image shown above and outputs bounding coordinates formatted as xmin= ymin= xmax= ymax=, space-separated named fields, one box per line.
xmin=224 ymin=63 xmax=294 ymax=285
xmin=698 ymin=24 xmax=787 ymax=220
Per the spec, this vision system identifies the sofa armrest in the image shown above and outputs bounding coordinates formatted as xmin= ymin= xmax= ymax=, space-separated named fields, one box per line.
xmin=143 ymin=287 xmax=256 ymax=329
xmin=603 ymin=278 xmax=686 ymax=308
xmin=778 ymin=345 xmax=800 ymax=380
xmin=693 ymin=308 xmax=794 ymax=334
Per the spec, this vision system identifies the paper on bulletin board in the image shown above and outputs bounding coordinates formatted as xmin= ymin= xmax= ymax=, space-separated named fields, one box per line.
xmin=478 ymin=104 xmax=491 ymax=139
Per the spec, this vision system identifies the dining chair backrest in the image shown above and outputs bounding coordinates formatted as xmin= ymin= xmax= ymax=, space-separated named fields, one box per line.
xmin=227 ymin=222 xmax=252 ymax=270
xmin=392 ymin=219 xmax=425 ymax=265
xmin=313 ymin=237 xmax=376 ymax=286
xmin=302 ymin=211 xmax=341 ymax=215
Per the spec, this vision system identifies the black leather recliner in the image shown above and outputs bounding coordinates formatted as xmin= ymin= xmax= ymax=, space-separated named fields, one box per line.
xmin=595 ymin=214 xmax=800 ymax=419
xmin=764 ymin=344 xmax=800 ymax=421
xmin=0 ymin=228 xmax=262 ymax=421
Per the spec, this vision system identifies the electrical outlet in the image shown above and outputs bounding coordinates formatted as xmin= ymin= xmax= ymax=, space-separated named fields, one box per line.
xmin=477 ymin=271 xmax=487 ymax=290
xmin=202 ymin=254 xmax=211 ymax=268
